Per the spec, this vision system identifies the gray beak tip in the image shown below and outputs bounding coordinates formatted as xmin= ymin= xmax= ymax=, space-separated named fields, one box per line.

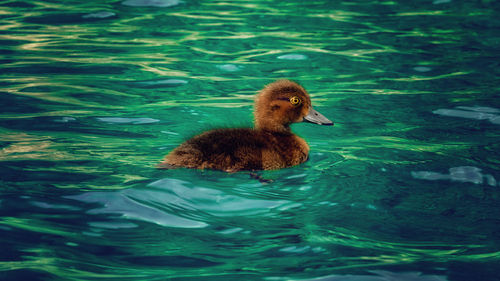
xmin=303 ymin=107 xmax=333 ymax=126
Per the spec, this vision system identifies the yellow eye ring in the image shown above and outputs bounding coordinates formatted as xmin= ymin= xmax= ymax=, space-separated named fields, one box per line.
xmin=289 ymin=96 xmax=301 ymax=106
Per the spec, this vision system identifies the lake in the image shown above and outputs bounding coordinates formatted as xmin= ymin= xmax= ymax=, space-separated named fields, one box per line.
xmin=1 ymin=0 xmax=500 ymax=280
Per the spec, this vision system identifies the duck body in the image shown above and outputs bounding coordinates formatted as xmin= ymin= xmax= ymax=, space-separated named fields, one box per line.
xmin=160 ymin=128 xmax=309 ymax=172
xmin=158 ymin=79 xmax=333 ymax=172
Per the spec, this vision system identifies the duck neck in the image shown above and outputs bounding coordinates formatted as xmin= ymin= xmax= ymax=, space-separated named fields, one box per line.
xmin=254 ymin=121 xmax=291 ymax=134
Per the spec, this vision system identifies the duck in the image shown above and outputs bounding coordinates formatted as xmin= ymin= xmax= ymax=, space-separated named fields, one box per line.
xmin=158 ymin=79 xmax=333 ymax=172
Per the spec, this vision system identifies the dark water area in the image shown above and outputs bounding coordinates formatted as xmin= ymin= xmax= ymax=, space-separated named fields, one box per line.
xmin=1 ymin=0 xmax=500 ymax=280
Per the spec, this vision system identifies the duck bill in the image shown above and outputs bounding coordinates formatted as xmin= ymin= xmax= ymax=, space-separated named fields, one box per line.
xmin=304 ymin=107 xmax=334 ymax=126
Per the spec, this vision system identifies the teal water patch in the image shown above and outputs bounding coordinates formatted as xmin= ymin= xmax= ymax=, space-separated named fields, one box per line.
xmin=1 ymin=0 xmax=500 ymax=280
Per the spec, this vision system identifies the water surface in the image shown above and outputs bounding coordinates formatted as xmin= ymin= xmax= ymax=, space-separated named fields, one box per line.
xmin=1 ymin=0 xmax=500 ymax=280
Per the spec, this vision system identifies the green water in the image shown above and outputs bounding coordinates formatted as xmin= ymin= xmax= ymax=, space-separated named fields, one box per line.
xmin=1 ymin=0 xmax=500 ymax=280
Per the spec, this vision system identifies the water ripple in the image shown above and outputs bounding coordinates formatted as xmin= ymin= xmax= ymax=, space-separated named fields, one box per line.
xmin=148 ymin=178 xmax=297 ymax=217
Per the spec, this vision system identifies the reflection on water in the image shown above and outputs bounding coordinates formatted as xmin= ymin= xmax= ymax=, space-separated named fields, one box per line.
xmin=66 ymin=177 xmax=298 ymax=229
xmin=433 ymin=106 xmax=500 ymax=125
xmin=277 ymin=54 xmax=308 ymax=61
xmin=293 ymin=270 xmax=448 ymax=281
xmin=122 ymin=0 xmax=183 ymax=8
xmin=1 ymin=0 xmax=500 ymax=280
xmin=96 ymin=117 xmax=160 ymax=124
xmin=82 ymin=11 xmax=116 ymax=19
xmin=412 ymin=166 xmax=498 ymax=186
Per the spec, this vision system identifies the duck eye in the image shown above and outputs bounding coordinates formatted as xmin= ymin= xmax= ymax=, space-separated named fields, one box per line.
xmin=289 ymin=96 xmax=301 ymax=106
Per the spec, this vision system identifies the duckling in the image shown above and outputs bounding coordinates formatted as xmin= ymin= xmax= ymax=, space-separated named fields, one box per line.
xmin=158 ymin=79 xmax=333 ymax=172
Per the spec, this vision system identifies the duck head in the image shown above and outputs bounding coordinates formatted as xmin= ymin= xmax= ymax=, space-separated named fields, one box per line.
xmin=254 ymin=79 xmax=333 ymax=132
